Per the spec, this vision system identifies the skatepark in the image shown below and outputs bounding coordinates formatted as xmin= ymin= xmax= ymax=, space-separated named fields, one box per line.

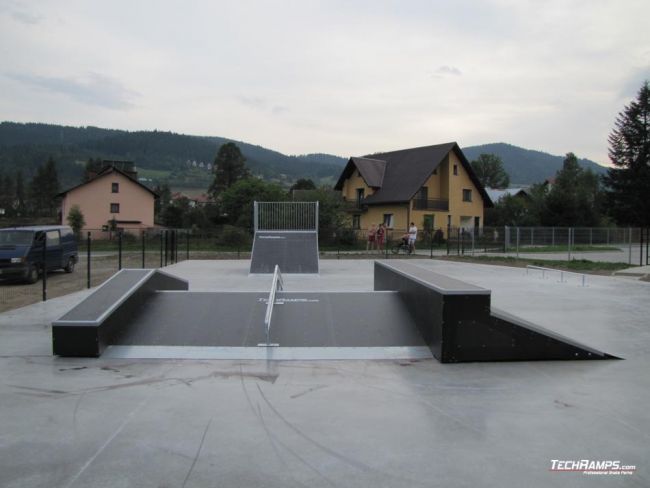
xmin=1 ymin=203 xmax=648 ymax=487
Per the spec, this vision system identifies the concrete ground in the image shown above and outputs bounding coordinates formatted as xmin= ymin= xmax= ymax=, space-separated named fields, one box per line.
xmin=1 ymin=259 xmax=649 ymax=487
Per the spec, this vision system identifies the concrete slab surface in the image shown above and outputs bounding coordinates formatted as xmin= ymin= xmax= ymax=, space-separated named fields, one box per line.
xmin=1 ymin=259 xmax=649 ymax=487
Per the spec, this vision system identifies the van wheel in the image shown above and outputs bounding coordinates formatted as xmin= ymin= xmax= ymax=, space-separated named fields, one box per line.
xmin=25 ymin=265 xmax=39 ymax=284
xmin=64 ymin=258 xmax=75 ymax=273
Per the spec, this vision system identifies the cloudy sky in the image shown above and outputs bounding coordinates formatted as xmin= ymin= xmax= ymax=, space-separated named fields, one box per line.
xmin=1 ymin=0 xmax=649 ymax=164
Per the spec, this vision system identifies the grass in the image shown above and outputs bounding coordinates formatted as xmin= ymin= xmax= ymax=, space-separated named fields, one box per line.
xmin=505 ymin=244 xmax=621 ymax=253
xmin=437 ymin=255 xmax=631 ymax=274
xmin=138 ymin=168 xmax=172 ymax=179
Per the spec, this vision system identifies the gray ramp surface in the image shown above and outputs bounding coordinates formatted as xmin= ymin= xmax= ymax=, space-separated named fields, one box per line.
xmin=57 ymin=269 xmax=151 ymax=322
xmin=250 ymin=231 xmax=319 ymax=274
xmin=113 ymin=291 xmax=425 ymax=347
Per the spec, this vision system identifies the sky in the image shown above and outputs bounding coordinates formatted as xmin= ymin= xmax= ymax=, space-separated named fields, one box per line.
xmin=1 ymin=0 xmax=649 ymax=165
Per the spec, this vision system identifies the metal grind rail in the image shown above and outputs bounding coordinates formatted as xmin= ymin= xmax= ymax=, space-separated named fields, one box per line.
xmin=526 ymin=265 xmax=587 ymax=287
xmin=262 ymin=264 xmax=284 ymax=346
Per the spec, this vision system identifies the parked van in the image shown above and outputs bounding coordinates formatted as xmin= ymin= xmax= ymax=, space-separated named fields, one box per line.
xmin=0 ymin=226 xmax=78 ymax=283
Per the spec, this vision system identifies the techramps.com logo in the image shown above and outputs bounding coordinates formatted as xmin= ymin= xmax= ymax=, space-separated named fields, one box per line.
xmin=550 ymin=459 xmax=636 ymax=475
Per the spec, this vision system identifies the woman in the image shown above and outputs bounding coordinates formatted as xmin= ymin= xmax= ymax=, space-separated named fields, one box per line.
xmin=366 ymin=224 xmax=377 ymax=251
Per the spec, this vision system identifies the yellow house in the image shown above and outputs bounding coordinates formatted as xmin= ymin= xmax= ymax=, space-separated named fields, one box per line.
xmin=334 ymin=142 xmax=493 ymax=234
xmin=58 ymin=163 xmax=157 ymax=238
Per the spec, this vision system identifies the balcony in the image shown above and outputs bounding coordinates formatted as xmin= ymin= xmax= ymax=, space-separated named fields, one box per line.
xmin=343 ymin=199 xmax=368 ymax=212
xmin=412 ymin=198 xmax=449 ymax=211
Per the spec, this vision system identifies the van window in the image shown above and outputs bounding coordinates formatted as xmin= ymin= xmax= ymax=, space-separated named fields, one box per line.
xmin=46 ymin=230 xmax=60 ymax=247
xmin=0 ymin=231 xmax=34 ymax=246
xmin=60 ymin=228 xmax=73 ymax=239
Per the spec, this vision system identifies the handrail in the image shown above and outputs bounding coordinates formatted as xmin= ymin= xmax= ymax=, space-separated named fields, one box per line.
xmin=526 ymin=265 xmax=586 ymax=286
xmin=263 ymin=264 xmax=284 ymax=345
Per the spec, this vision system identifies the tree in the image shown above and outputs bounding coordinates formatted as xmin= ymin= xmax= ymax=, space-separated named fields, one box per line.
xmin=219 ymin=178 xmax=286 ymax=228
xmin=66 ymin=204 xmax=86 ymax=237
xmin=154 ymin=183 xmax=172 ymax=223
xmin=603 ymin=80 xmax=650 ymax=227
xmin=29 ymin=156 xmax=60 ymax=217
xmin=471 ymin=153 xmax=510 ymax=189
xmin=15 ymin=170 xmax=26 ymax=216
xmin=292 ymin=186 xmax=345 ymax=233
xmin=541 ymin=153 xmax=603 ymax=226
xmin=290 ymin=178 xmax=316 ymax=192
xmin=208 ymin=142 xmax=250 ymax=198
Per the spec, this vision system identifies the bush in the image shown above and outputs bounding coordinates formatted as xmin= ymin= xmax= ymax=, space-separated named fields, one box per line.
xmin=217 ymin=226 xmax=249 ymax=247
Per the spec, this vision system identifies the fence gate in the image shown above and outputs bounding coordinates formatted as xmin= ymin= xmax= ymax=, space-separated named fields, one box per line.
xmin=254 ymin=201 xmax=319 ymax=233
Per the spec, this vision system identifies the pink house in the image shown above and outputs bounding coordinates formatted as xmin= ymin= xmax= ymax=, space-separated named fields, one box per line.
xmin=59 ymin=165 xmax=157 ymax=238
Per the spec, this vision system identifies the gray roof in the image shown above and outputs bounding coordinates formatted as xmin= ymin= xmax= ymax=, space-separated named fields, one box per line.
xmin=486 ymin=187 xmax=529 ymax=202
xmin=335 ymin=142 xmax=493 ymax=207
xmin=350 ymin=157 xmax=386 ymax=187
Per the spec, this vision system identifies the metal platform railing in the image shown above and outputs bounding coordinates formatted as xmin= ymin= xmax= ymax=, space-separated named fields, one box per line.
xmin=526 ymin=265 xmax=587 ymax=286
xmin=262 ymin=264 xmax=284 ymax=345
xmin=254 ymin=201 xmax=319 ymax=232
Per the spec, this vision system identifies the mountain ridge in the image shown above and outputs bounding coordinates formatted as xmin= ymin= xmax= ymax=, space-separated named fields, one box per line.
xmin=0 ymin=122 xmax=608 ymax=189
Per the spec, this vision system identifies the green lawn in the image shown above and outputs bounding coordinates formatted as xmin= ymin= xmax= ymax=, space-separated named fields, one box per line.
xmin=438 ymin=255 xmax=631 ymax=273
xmin=506 ymin=244 xmax=621 ymax=253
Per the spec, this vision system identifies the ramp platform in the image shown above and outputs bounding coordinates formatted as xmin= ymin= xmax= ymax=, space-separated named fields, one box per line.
xmin=52 ymin=262 xmax=618 ymax=363
xmin=249 ymin=231 xmax=319 ymax=274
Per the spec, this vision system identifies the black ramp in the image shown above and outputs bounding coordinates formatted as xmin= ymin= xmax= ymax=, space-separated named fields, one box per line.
xmin=374 ymin=260 xmax=618 ymax=362
xmin=52 ymin=269 xmax=188 ymax=357
xmin=112 ymin=291 xmax=425 ymax=347
xmin=250 ymin=231 xmax=319 ymax=274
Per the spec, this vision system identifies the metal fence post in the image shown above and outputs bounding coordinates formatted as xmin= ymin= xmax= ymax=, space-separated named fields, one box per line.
xmin=87 ymin=232 xmax=91 ymax=288
xmin=628 ymin=227 xmax=632 ymax=265
xmin=568 ymin=228 xmax=572 ymax=261
xmin=118 ymin=231 xmax=122 ymax=270
xmin=141 ymin=230 xmax=145 ymax=268
xmin=446 ymin=225 xmax=451 ymax=255
xmin=186 ymin=231 xmax=190 ymax=261
xmin=42 ymin=237 xmax=47 ymax=302
xmin=160 ymin=231 xmax=163 ymax=267
xmin=516 ymin=227 xmax=520 ymax=258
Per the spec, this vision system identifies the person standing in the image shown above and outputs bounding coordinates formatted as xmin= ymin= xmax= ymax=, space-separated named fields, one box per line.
xmin=366 ymin=224 xmax=377 ymax=251
xmin=408 ymin=222 xmax=417 ymax=253
xmin=376 ymin=223 xmax=385 ymax=252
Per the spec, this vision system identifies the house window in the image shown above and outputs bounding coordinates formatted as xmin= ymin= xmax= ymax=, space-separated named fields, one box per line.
xmin=352 ymin=215 xmax=361 ymax=229
xmin=356 ymin=188 xmax=364 ymax=207
xmin=433 ymin=168 xmax=437 ymax=175
xmin=418 ymin=186 xmax=428 ymax=201
xmin=453 ymin=164 xmax=458 ymax=175
xmin=462 ymin=189 xmax=472 ymax=202
xmin=110 ymin=203 xmax=120 ymax=213
xmin=383 ymin=214 xmax=394 ymax=228
xmin=112 ymin=182 xmax=119 ymax=193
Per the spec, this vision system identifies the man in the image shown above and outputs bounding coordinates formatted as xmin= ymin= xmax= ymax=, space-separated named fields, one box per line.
xmin=408 ymin=222 xmax=417 ymax=253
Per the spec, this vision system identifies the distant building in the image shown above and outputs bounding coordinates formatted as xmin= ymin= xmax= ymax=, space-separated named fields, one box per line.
xmin=485 ymin=187 xmax=530 ymax=203
xmin=58 ymin=163 xmax=157 ymax=238
xmin=334 ymin=142 xmax=492 ymax=233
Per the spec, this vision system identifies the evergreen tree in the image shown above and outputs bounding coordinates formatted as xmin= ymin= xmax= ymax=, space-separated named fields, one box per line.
xmin=209 ymin=143 xmax=250 ymax=198
xmin=154 ymin=183 xmax=172 ymax=223
xmin=542 ymin=153 xmax=602 ymax=226
xmin=0 ymin=172 xmax=13 ymax=216
xmin=470 ymin=154 xmax=510 ymax=189
xmin=603 ymin=80 xmax=650 ymax=226
xmin=15 ymin=170 xmax=26 ymax=216
xmin=29 ymin=156 xmax=60 ymax=217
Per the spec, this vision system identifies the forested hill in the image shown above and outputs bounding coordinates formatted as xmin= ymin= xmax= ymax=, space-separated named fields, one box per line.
xmin=462 ymin=142 xmax=607 ymax=185
xmin=0 ymin=122 xmax=609 ymax=190
xmin=0 ymin=122 xmax=347 ymax=189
